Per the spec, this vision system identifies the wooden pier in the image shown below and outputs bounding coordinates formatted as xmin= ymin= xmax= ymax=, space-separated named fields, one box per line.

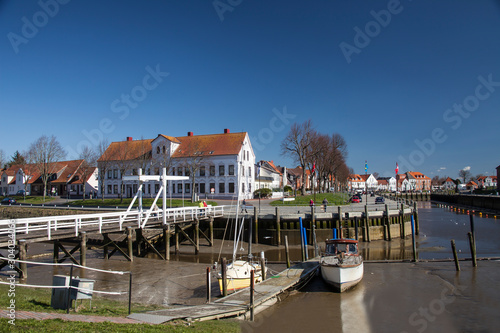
xmin=127 ymin=258 xmax=320 ymax=324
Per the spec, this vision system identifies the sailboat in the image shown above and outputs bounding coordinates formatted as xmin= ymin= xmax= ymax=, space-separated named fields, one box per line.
xmin=217 ymin=199 xmax=266 ymax=294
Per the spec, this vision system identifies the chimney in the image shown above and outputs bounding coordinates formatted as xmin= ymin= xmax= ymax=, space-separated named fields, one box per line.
xmin=126 ymin=137 xmax=133 ymax=141
xmin=224 ymin=128 xmax=230 ymax=134
xmin=187 ymin=131 xmax=193 ymax=136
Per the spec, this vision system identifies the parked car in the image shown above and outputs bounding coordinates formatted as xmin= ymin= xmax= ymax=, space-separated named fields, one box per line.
xmin=1 ymin=197 xmax=17 ymax=204
xmin=351 ymin=196 xmax=360 ymax=203
xmin=16 ymin=189 xmax=29 ymax=196
xmin=375 ymin=196 xmax=385 ymax=204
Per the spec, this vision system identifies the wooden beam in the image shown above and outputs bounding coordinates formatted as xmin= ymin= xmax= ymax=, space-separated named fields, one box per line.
xmin=57 ymin=242 xmax=80 ymax=265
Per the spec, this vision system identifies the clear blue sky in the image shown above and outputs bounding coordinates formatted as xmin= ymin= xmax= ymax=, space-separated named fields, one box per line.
xmin=1 ymin=0 xmax=499 ymax=179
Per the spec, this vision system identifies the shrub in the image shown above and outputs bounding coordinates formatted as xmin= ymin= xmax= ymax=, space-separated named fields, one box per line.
xmin=254 ymin=188 xmax=272 ymax=198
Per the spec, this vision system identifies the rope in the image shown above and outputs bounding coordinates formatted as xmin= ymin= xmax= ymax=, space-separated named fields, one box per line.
xmin=0 ymin=256 xmax=126 ymax=275
xmin=0 ymin=281 xmax=125 ymax=295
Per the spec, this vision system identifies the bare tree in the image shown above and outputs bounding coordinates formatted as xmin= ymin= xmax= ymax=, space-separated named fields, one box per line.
xmin=97 ymin=139 xmax=111 ymax=201
xmin=458 ymin=168 xmax=471 ymax=184
xmin=78 ymin=146 xmax=99 ymax=201
xmin=19 ymin=150 xmax=37 ymax=200
xmin=280 ymin=120 xmax=314 ymax=195
xmin=28 ymin=135 xmax=66 ymax=201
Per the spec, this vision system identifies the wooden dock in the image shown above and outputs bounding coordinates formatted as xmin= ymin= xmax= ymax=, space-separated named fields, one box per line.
xmin=127 ymin=258 xmax=320 ymax=324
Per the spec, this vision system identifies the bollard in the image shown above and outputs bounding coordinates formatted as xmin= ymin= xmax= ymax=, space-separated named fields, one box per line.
xmin=276 ymin=207 xmax=281 ymax=246
xmin=468 ymin=232 xmax=477 ymax=267
xmin=285 ymin=235 xmax=291 ymax=268
xmin=411 ymin=215 xmax=417 ymax=262
xmin=260 ymin=251 xmax=266 ymax=280
xmin=206 ymin=267 xmax=211 ymax=303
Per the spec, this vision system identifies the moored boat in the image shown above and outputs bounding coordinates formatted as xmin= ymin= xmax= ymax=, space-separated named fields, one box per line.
xmin=217 ymin=259 xmax=265 ymax=293
xmin=320 ymin=238 xmax=363 ymax=292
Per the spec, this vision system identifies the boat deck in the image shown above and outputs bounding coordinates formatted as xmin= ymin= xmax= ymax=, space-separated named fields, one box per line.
xmin=128 ymin=258 xmax=320 ymax=324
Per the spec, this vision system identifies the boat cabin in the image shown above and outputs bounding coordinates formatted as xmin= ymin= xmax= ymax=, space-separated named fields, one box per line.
xmin=325 ymin=239 xmax=359 ymax=255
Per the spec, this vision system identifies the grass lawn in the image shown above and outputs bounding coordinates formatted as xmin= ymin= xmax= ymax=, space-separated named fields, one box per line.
xmin=68 ymin=198 xmax=218 ymax=208
xmin=0 ymin=196 xmax=55 ymax=204
xmin=0 ymin=285 xmax=240 ymax=332
xmin=269 ymin=193 xmax=350 ymax=206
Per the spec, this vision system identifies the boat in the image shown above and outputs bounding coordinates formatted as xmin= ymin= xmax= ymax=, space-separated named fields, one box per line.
xmin=217 ymin=201 xmax=266 ymax=294
xmin=320 ymin=238 xmax=363 ymax=292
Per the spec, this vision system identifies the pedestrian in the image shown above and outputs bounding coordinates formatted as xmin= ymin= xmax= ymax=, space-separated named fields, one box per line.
xmin=242 ymin=199 xmax=248 ymax=213
xmin=322 ymin=198 xmax=328 ymax=212
xmin=309 ymin=199 xmax=314 ymax=207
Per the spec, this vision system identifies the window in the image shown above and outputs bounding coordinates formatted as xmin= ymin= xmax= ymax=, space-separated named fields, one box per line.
xmin=242 ymin=167 xmax=245 ymax=176
xmin=219 ymin=165 xmax=225 ymax=176
xmin=200 ymin=166 xmax=205 ymax=176
xmin=241 ymin=183 xmax=245 ymax=193
xmin=219 ymin=183 xmax=225 ymax=193
xmin=178 ymin=183 xmax=182 ymax=193
xmin=155 ymin=184 xmax=159 ymax=193
xmin=248 ymin=167 xmax=251 ymax=176
xmin=229 ymin=182 xmax=234 ymax=193
xmin=107 ymin=185 xmax=112 ymax=194
xmin=209 ymin=183 xmax=215 ymax=193
xmin=113 ymin=169 xmax=118 ymax=179
xmin=147 ymin=184 xmax=151 ymax=194
xmin=154 ymin=168 xmax=159 ymax=175
xmin=162 ymin=146 xmax=166 ymax=154
xmin=178 ymin=167 xmax=182 ymax=176
xmin=210 ymin=165 xmax=215 ymax=176
xmin=107 ymin=170 xmax=112 ymax=179
xmin=132 ymin=169 xmax=138 ymax=176
xmin=172 ymin=168 xmax=175 ymax=175
xmin=113 ymin=184 xmax=118 ymax=194
xmin=185 ymin=168 xmax=190 ymax=176
xmin=199 ymin=183 xmax=205 ymax=193
xmin=185 ymin=183 xmax=190 ymax=193
xmin=228 ymin=165 xmax=234 ymax=175
xmin=157 ymin=146 xmax=160 ymax=154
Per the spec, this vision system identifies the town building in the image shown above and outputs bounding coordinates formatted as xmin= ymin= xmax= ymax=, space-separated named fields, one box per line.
xmin=97 ymin=130 xmax=256 ymax=200
xmin=476 ymin=175 xmax=497 ymax=189
xmin=376 ymin=177 xmax=396 ymax=192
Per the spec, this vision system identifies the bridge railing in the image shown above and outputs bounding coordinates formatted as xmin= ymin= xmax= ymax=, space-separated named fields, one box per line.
xmin=0 ymin=205 xmax=227 ymax=241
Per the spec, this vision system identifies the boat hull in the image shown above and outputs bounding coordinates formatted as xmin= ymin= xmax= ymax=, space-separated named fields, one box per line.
xmin=217 ymin=260 xmax=264 ymax=294
xmin=320 ymin=261 xmax=363 ymax=292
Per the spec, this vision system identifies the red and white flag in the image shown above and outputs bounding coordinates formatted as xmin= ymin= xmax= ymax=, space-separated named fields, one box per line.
xmin=312 ymin=162 xmax=316 ymax=173
xmin=395 ymin=162 xmax=399 ymax=175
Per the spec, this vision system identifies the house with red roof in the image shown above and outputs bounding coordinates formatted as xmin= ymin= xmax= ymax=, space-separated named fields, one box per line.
xmin=406 ymin=171 xmax=431 ymax=192
xmin=256 ymin=160 xmax=283 ymax=191
xmin=97 ymin=129 xmax=256 ymax=199
xmin=348 ymin=174 xmax=365 ymax=191
xmin=476 ymin=175 xmax=497 ymax=189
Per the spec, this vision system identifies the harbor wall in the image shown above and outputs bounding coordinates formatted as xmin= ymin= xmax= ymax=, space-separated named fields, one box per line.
xmin=431 ymin=194 xmax=500 ymax=211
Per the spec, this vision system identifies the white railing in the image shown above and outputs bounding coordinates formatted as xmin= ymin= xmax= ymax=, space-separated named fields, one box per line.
xmin=0 ymin=205 xmax=226 ymax=241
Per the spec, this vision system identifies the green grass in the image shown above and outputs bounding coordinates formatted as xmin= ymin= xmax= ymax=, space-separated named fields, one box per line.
xmin=0 ymin=285 xmax=240 ymax=331
xmin=0 ymin=318 xmax=240 ymax=332
xmin=269 ymin=193 xmax=350 ymax=206
xmin=68 ymin=198 xmax=218 ymax=208
xmin=1 ymin=196 xmax=55 ymax=204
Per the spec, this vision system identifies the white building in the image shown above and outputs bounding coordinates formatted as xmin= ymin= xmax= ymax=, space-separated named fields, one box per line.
xmin=376 ymin=177 xmax=396 ymax=192
xmin=97 ymin=130 xmax=256 ymax=200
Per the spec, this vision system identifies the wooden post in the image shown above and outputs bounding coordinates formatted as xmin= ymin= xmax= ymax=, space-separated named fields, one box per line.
xmin=260 ymin=251 xmax=266 ymax=280
xmin=209 ymin=217 xmax=214 ymax=247
xmin=275 ymin=207 xmax=281 ymax=246
xmin=468 ymin=232 xmax=477 ymax=267
xmin=175 ymin=225 xmax=180 ymax=254
xmin=206 ymin=266 xmax=211 ymax=303
xmin=162 ymin=225 xmax=169 ymax=261
xmin=411 ymin=215 xmax=417 ymax=262
xmin=285 ymin=235 xmax=291 ymax=268
xmin=253 ymin=207 xmax=259 ymax=244
xmin=337 ymin=206 xmax=342 ymax=226
xmin=451 ymin=239 xmax=460 ymax=271
xmin=195 ymin=220 xmax=200 ymax=255
xmin=364 ymin=205 xmax=371 ymax=242
xmin=221 ymin=257 xmax=227 ymax=297
xmin=354 ymin=216 xmax=359 ymax=241
xmin=250 ymin=270 xmax=255 ymax=321
xmin=53 ymin=240 xmax=59 ymax=263
xmin=413 ymin=201 xmax=419 ymax=235
xmin=18 ymin=240 xmax=27 ymax=279
xmin=127 ymin=227 xmax=134 ymax=261
xmin=80 ymin=231 xmax=87 ymax=266
xmin=311 ymin=206 xmax=315 ymax=225
xmin=385 ymin=204 xmax=392 ymax=241
xmin=400 ymin=204 xmax=405 ymax=239
xmin=103 ymin=233 xmax=109 ymax=260
xmin=312 ymin=224 xmax=318 ymax=257
xmin=136 ymin=228 xmax=143 ymax=257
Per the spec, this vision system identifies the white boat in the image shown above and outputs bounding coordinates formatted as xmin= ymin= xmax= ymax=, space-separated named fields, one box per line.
xmin=217 ymin=202 xmax=266 ymax=294
xmin=320 ymin=238 xmax=363 ymax=292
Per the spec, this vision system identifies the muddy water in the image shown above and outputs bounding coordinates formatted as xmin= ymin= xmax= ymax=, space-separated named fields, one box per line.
xmin=242 ymin=202 xmax=500 ymax=333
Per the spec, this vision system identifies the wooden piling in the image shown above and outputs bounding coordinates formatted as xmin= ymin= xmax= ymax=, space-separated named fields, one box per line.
xmin=206 ymin=266 xmax=211 ymax=303
xmin=250 ymin=270 xmax=255 ymax=321
xmin=312 ymin=224 xmax=318 ymax=257
xmin=400 ymin=204 xmax=405 ymax=239
xmin=253 ymin=207 xmax=259 ymax=244
xmin=53 ymin=240 xmax=59 ymax=263
xmin=284 ymin=235 xmax=290 ymax=268
xmin=195 ymin=220 xmax=200 ymax=255
xmin=354 ymin=216 xmax=359 ymax=240
xmin=260 ymin=252 xmax=266 ymax=280
xmin=385 ymin=204 xmax=392 ymax=241
xmin=451 ymin=239 xmax=460 ymax=271
xmin=311 ymin=206 xmax=316 ymax=225
xmin=221 ymin=257 xmax=227 ymax=297
xmin=413 ymin=202 xmax=419 ymax=235
xmin=468 ymin=232 xmax=477 ymax=267
xmin=18 ymin=240 xmax=27 ymax=279
xmin=275 ymin=207 xmax=281 ymax=246
xmin=103 ymin=233 xmax=109 ymax=260
xmin=209 ymin=217 xmax=214 ymax=246
xmin=364 ymin=205 xmax=371 ymax=242
xmin=80 ymin=231 xmax=87 ymax=266
xmin=175 ymin=225 xmax=180 ymax=254
xmin=136 ymin=228 xmax=143 ymax=257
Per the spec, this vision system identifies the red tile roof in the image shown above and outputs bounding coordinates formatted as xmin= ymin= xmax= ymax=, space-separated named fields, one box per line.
xmin=172 ymin=132 xmax=247 ymax=158
xmin=98 ymin=139 xmax=154 ymax=162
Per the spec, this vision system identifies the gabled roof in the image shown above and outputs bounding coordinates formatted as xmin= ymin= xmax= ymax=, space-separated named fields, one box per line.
xmin=50 ymin=160 xmax=85 ymax=184
xmin=154 ymin=134 xmax=181 ymax=144
xmin=172 ymin=132 xmax=247 ymax=158
xmin=378 ymin=179 xmax=388 ymax=185
xmin=407 ymin=171 xmax=431 ymax=180
xmin=98 ymin=139 xmax=154 ymax=162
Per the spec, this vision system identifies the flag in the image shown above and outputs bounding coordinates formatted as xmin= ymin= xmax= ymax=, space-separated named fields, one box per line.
xmin=395 ymin=162 xmax=399 ymax=175
xmin=364 ymin=160 xmax=368 ymax=173
xmin=257 ymin=162 xmax=261 ymax=176
xmin=312 ymin=162 xmax=316 ymax=173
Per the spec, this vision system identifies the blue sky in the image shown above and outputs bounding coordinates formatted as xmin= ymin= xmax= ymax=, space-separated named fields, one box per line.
xmin=1 ymin=0 xmax=499 ymax=179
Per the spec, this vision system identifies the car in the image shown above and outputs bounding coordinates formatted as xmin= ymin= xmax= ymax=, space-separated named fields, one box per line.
xmin=1 ymin=197 xmax=17 ymax=204
xmin=375 ymin=196 xmax=385 ymax=204
xmin=16 ymin=189 xmax=29 ymax=196
xmin=351 ymin=196 xmax=360 ymax=203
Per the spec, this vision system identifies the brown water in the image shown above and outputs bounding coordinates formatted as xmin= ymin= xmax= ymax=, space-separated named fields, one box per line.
xmin=241 ymin=202 xmax=500 ymax=333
